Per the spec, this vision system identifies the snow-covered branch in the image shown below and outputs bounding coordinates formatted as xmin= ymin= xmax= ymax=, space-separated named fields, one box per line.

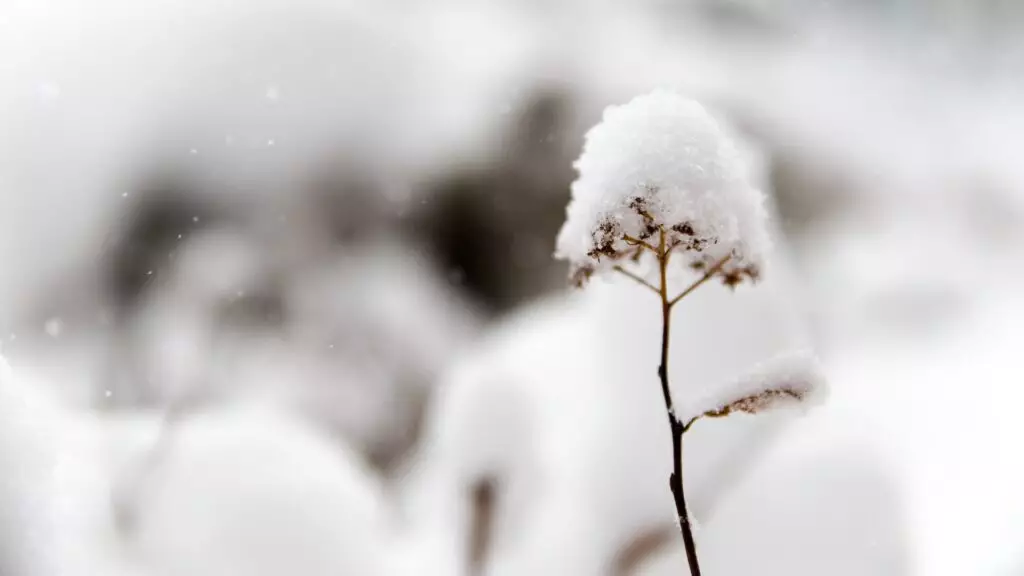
xmin=682 ymin=351 xmax=827 ymax=431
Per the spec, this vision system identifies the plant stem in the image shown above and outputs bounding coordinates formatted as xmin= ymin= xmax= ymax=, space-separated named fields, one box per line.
xmin=656 ymin=229 xmax=702 ymax=576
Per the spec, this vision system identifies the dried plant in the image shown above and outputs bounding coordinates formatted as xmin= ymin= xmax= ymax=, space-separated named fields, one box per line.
xmin=555 ymin=91 xmax=825 ymax=575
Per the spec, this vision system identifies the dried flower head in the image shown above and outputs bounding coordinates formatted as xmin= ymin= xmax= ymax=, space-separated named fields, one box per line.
xmin=555 ymin=90 xmax=770 ymax=286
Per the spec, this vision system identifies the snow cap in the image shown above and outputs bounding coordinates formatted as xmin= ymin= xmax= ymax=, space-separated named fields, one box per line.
xmin=556 ymin=90 xmax=771 ymax=286
xmin=680 ymin=350 xmax=828 ymax=427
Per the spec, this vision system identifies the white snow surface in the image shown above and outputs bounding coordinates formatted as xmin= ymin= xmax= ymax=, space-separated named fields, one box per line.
xmin=0 ymin=364 xmax=439 ymax=576
xmin=0 ymin=355 xmax=61 ymax=576
xmin=0 ymin=356 xmax=136 ymax=576
xmin=118 ymin=404 xmax=395 ymax=576
xmin=555 ymin=90 xmax=771 ymax=280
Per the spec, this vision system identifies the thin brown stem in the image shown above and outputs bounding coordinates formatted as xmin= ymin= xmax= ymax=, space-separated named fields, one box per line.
xmin=668 ymin=254 xmax=733 ymax=308
xmin=613 ymin=265 xmax=659 ymax=294
xmin=468 ymin=477 xmax=497 ymax=576
xmin=655 ymin=228 xmax=702 ymax=576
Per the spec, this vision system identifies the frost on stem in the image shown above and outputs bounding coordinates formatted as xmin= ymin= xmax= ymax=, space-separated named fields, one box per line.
xmin=681 ymin=350 xmax=828 ymax=430
xmin=555 ymin=90 xmax=771 ymax=288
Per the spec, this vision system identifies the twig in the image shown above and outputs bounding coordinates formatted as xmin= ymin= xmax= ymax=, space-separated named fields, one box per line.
xmin=668 ymin=254 xmax=732 ymax=308
xmin=682 ymin=417 xmax=698 ymax=434
xmin=623 ymin=235 xmax=657 ymax=253
xmin=612 ymin=265 xmax=659 ymax=294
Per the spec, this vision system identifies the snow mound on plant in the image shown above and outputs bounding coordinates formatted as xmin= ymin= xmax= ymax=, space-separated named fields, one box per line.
xmin=555 ymin=90 xmax=770 ymax=283
xmin=678 ymin=350 xmax=828 ymax=426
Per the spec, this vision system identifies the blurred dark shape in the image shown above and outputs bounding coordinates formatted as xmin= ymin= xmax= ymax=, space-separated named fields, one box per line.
xmin=468 ymin=477 xmax=498 ymax=576
xmin=100 ymin=173 xmax=246 ymax=410
xmin=768 ymin=150 xmax=854 ymax=235
xmin=611 ymin=525 xmax=674 ymax=576
xmin=105 ymin=174 xmax=222 ymax=314
xmin=416 ymin=88 xmax=577 ymax=314
xmin=365 ymin=373 xmax=430 ymax=473
xmin=217 ymin=282 xmax=287 ymax=330
xmin=685 ymin=0 xmax=788 ymax=37
xmin=304 ymin=163 xmax=406 ymax=246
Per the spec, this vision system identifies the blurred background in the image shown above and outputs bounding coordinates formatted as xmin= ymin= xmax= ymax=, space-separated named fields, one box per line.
xmin=1 ymin=0 xmax=1024 ymax=575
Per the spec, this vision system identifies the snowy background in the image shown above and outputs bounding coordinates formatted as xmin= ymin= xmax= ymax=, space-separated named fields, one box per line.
xmin=1 ymin=0 xmax=1024 ymax=574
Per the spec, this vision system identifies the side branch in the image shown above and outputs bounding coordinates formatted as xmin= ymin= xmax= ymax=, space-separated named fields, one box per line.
xmin=682 ymin=417 xmax=697 ymax=434
xmin=623 ymin=235 xmax=657 ymax=253
xmin=612 ymin=265 xmax=659 ymax=294
xmin=668 ymin=254 xmax=732 ymax=308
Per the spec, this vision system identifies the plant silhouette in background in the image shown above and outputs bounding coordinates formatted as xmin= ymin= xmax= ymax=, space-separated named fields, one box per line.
xmin=555 ymin=91 xmax=826 ymax=575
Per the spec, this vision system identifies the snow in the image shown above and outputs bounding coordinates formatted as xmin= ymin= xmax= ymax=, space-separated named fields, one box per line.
xmin=403 ymin=233 xmax=814 ymax=575
xmin=633 ymin=278 xmax=1024 ymax=576
xmin=0 ymin=355 xmax=68 ymax=576
xmin=2 ymin=1 xmax=1024 ymax=574
xmin=115 ymin=404 xmax=393 ymax=576
xmin=635 ymin=416 xmax=910 ymax=576
xmin=4 ymin=351 xmax=460 ymax=576
xmin=0 ymin=356 xmax=132 ymax=576
xmin=555 ymin=90 xmax=771 ymax=284
xmin=678 ymin=349 xmax=827 ymax=426
xmin=1 ymin=362 xmax=435 ymax=576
